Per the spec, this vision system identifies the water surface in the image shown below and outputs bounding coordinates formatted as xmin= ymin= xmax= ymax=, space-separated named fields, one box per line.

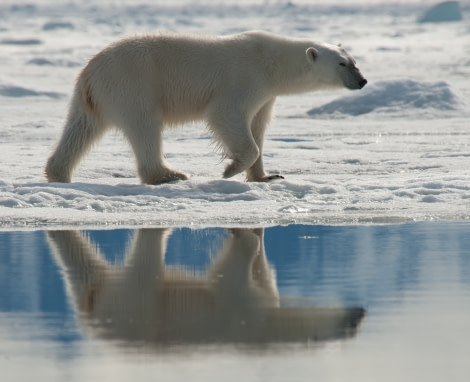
xmin=1 ymin=223 xmax=469 ymax=381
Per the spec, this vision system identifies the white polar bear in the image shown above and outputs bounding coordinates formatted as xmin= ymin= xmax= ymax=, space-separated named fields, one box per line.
xmin=45 ymin=30 xmax=367 ymax=184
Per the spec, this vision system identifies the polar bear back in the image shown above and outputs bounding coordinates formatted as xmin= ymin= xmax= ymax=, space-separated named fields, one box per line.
xmin=81 ymin=31 xmax=322 ymax=125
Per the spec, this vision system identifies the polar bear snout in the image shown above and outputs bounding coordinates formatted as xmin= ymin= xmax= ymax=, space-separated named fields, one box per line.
xmin=349 ymin=67 xmax=367 ymax=90
xmin=337 ymin=56 xmax=367 ymax=90
xmin=343 ymin=70 xmax=367 ymax=90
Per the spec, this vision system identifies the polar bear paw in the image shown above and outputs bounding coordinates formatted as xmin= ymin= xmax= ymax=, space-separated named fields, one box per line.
xmin=144 ymin=170 xmax=189 ymax=185
xmin=247 ymin=174 xmax=285 ymax=182
xmin=265 ymin=174 xmax=285 ymax=181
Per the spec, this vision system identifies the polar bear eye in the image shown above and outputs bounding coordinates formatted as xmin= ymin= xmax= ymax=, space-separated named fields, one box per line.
xmin=339 ymin=63 xmax=346 ymax=67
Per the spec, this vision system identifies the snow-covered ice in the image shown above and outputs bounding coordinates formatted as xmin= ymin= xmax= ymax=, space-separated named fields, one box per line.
xmin=0 ymin=0 xmax=469 ymax=229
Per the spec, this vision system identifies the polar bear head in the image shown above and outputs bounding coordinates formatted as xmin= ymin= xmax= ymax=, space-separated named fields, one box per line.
xmin=306 ymin=43 xmax=367 ymax=90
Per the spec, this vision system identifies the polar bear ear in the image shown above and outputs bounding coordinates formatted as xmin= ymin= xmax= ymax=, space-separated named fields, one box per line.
xmin=306 ymin=47 xmax=319 ymax=63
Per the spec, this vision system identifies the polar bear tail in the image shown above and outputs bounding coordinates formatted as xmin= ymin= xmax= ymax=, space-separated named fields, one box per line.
xmin=45 ymin=75 xmax=106 ymax=183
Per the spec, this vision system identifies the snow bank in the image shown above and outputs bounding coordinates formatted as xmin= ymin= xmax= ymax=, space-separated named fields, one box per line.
xmin=418 ymin=1 xmax=462 ymax=23
xmin=307 ymin=79 xmax=463 ymax=117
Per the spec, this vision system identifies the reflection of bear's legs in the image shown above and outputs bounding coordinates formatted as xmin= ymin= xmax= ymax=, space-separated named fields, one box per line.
xmin=209 ymin=229 xmax=261 ymax=286
xmin=122 ymin=115 xmax=188 ymax=184
xmin=208 ymin=228 xmax=279 ymax=308
xmin=246 ymin=99 xmax=283 ymax=182
xmin=126 ymin=229 xmax=172 ymax=290
xmin=46 ymin=230 xmax=108 ymax=312
xmin=250 ymin=228 xmax=277 ymax=294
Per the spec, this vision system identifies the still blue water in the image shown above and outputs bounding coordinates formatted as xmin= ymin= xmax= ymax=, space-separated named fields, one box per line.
xmin=1 ymin=223 xmax=469 ymax=381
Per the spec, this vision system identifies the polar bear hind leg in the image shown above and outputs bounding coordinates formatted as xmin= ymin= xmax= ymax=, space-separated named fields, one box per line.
xmin=45 ymin=95 xmax=108 ymax=183
xmin=120 ymin=112 xmax=189 ymax=185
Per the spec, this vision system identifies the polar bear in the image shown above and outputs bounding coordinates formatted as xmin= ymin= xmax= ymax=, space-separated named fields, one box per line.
xmin=45 ymin=30 xmax=367 ymax=184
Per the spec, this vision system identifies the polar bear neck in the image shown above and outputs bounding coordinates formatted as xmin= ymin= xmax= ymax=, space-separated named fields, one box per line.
xmin=239 ymin=32 xmax=328 ymax=96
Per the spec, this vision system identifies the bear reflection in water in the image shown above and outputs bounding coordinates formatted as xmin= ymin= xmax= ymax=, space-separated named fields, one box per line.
xmin=47 ymin=228 xmax=364 ymax=347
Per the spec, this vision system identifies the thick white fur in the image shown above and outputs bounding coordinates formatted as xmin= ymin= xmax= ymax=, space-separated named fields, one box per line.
xmin=45 ymin=30 xmax=367 ymax=184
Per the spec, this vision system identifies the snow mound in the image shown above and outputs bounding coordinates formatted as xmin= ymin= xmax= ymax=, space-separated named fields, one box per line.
xmin=307 ymin=79 xmax=463 ymax=117
xmin=418 ymin=1 xmax=462 ymax=23
xmin=26 ymin=57 xmax=81 ymax=68
xmin=42 ymin=21 xmax=75 ymax=31
xmin=0 ymin=84 xmax=64 ymax=99
xmin=0 ymin=38 xmax=42 ymax=45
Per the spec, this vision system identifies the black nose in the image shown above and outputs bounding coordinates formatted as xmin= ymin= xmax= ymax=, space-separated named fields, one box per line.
xmin=359 ymin=79 xmax=367 ymax=88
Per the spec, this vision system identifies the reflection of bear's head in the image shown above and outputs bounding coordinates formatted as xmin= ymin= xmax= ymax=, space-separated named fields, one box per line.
xmin=306 ymin=43 xmax=367 ymax=90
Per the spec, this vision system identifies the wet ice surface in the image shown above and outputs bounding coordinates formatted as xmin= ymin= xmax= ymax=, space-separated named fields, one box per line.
xmin=0 ymin=1 xmax=469 ymax=228
xmin=1 ymin=223 xmax=470 ymax=381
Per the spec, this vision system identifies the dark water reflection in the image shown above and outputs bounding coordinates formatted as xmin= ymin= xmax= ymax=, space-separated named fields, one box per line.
xmin=1 ymin=223 xmax=470 ymax=381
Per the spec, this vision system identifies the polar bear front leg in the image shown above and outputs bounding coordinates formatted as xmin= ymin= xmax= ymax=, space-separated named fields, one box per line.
xmin=222 ymin=137 xmax=260 ymax=179
xmin=246 ymin=99 xmax=284 ymax=182
xmin=208 ymin=111 xmax=259 ymax=179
